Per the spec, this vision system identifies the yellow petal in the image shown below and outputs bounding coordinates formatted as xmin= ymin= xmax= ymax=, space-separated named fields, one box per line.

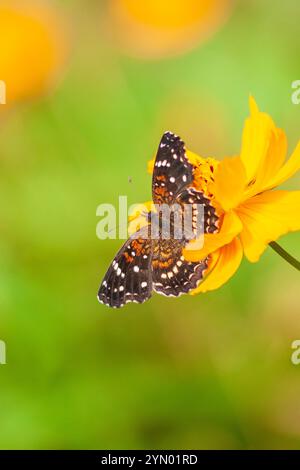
xmin=261 ymin=140 xmax=300 ymax=191
xmin=213 ymin=156 xmax=247 ymax=210
xmin=244 ymin=127 xmax=288 ymax=198
xmin=240 ymin=96 xmax=277 ymax=184
xmin=190 ymin=237 xmax=243 ymax=294
xmin=147 ymin=158 xmax=155 ymax=174
xmin=186 ymin=149 xmax=204 ymax=166
xmin=237 ymin=190 xmax=300 ymax=262
xmin=183 ymin=210 xmax=243 ymax=261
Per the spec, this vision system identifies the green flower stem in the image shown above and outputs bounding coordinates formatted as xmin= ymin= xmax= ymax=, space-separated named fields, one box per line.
xmin=269 ymin=241 xmax=300 ymax=271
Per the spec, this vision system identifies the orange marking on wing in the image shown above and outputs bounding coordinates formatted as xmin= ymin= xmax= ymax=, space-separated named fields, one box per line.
xmin=131 ymin=239 xmax=144 ymax=255
xmin=124 ymin=252 xmax=134 ymax=263
xmin=154 ymin=186 xmax=169 ymax=201
xmin=156 ymin=175 xmax=166 ymax=182
xmin=152 ymin=258 xmax=173 ymax=269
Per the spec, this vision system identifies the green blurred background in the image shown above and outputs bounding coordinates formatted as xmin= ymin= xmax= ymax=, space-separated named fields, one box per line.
xmin=0 ymin=0 xmax=299 ymax=449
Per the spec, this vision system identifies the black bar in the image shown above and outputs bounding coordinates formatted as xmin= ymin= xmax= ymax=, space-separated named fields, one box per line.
xmin=0 ymin=450 xmax=298 ymax=466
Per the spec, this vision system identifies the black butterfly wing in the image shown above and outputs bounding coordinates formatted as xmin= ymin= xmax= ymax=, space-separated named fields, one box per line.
xmin=152 ymin=131 xmax=193 ymax=205
xmin=152 ymin=238 xmax=208 ymax=297
xmin=98 ymin=227 xmax=153 ymax=308
xmin=177 ymin=187 xmax=219 ymax=237
xmin=151 ymin=187 xmax=219 ymax=297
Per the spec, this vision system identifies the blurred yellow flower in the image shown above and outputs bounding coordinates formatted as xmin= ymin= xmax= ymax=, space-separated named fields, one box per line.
xmin=0 ymin=0 xmax=66 ymax=105
xmin=145 ymin=97 xmax=300 ymax=294
xmin=109 ymin=0 xmax=233 ymax=58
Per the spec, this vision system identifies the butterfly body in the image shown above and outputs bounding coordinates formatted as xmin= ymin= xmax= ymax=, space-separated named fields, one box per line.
xmin=98 ymin=132 xmax=218 ymax=308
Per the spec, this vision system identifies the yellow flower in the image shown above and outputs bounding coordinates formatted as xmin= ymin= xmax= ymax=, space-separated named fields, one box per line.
xmin=145 ymin=97 xmax=300 ymax=294
xmin=0 ymin=1 xmax=66 ymax=105
xmin=184 ymin=97 xmax=300 ymax=293
xmin=109 ymin=0 xmax=233 ymax=59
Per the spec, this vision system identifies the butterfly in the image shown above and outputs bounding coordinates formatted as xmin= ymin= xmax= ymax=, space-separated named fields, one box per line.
xmin=98 ymin=131 xmax=219 ymax=308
